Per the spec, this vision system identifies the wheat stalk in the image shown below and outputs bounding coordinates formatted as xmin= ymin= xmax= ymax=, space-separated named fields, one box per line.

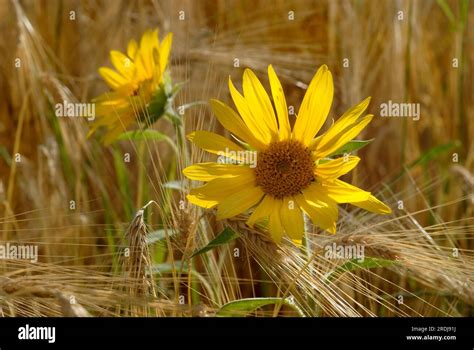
xmin=120 ymin=202 xmax=158 ymax=316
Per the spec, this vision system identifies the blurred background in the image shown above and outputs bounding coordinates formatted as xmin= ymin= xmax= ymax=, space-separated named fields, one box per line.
xmin=0 ymin=0 xmax=472 ymax=316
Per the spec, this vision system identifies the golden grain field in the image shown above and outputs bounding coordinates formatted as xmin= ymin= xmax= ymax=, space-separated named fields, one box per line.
xmin=0 ymin=0 xmax=473 ymax=317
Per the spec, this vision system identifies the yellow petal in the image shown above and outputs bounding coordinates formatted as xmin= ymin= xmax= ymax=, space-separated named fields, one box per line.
xmin=151 ymin=28 xmax=160 ymax=50
xmin=127 ymin=39 xmax=138 ymax=59
xmin=229 ymin=77 xmax=272 ymax=144
xmin=268 ymin=65 xmax=290 ymax=140
xmin=352 ymin=194 xmax=392 ymax=214
xmin=188 ymin=177 xmax=255 ymax=206
xmin=315 ymin=156 xmax=360 ymax=180
xmin=295 ymin=194 xmax=337 ymax=234
xmin=93 ymin=93 xmax=130 ymax=110
xmin=280 ymin=198 xmax=304 ymax=243
xmin=186 ymin=196 xmax=219 ymax=209
xmin=313 ymin=114 xmax=374 ymax=159
xmin=216 ymin=186 xmax=264 ymax=219
xmin=99 ymin=67 xmax=129 ymax=90
xmin=268 ymin=200 xmax=284 ymax=244
xmin=93 ymin=95 xmax=124 ymax=106
xmin=187 ymin=173 xmax=255 ymax=208
xmin=242 ymin=69 xmax=278 ymax=140
xmin=135 ymin=48 xmax=149 ymax=81
xmin=135 ymin=29 xmax=157 ymax=80
xmin=187 ymin=131 xmax=247 ymax=162
xmin=151 ymin=47 xmax=162 ymax=86
xmin=247 ymin=195 xmax=274 ymax=227
xmin=293 ymin=65 xmax=333 ymax=146
xmin=183 ymin=162 xmax=252 ymax=181
xmin=210 ymin=99 xmax=266 ymax=150
xmin=139 ymin=29 xmax=154 ymax=74
xmin=102 ymin=118 xmax=134 ymax=145
xmin=159 ymin=32 xmax=173 ymax=74
xmin=110 ymin=50 xmax=136 ymax=82
xmin=92 ymin=105 xmax=132 ymax=128
xmin=92 ymin=88 xmax=132 ymax=103
xmin=309 ymin=180 xmax=371 ymax=203
xmin=309 ymin=97 xmax=371 ymax=150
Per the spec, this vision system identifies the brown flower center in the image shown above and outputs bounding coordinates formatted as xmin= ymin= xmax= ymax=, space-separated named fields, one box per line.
xmin=255 ymin=140 xmax=315 ymax=199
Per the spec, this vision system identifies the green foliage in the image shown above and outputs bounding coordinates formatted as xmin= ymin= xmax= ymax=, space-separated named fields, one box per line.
xmin=216 ymin=297 xmax=303 ymax=317
xmin=328 ymin=139 xmax=374 ymax=157
xmin=112 ymin=147 xmax=134 ymax=220
xmin=0 ymin=146 xmax=12 ymax=166
xmin=150 ymin=262 xmax=189 ymax=275
xmin=436 ymin=0 xmax=469 ymax=31
xmin=407 ymin=140 xmax=460 ymax=169
xmin=144 ymin=87 xmax=168 ymax=126
xmin=325 ymin=257 xmax=397 ymax=282
xmin=146 ymin=228 xmax=176 ymax=244
xmin=116 ymin=130 xmax=177 ymax=152
xmin=162 ymin=180 xmax=185 ymax=190
xmin=191 ymin=227 xmax=240 ymax=258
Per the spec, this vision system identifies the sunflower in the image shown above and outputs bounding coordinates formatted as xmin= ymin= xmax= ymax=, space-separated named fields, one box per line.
xmin=183 ymin=65 xmax=391 ymax=244
xmin=89 ymin=29 xmax=173 ymax=144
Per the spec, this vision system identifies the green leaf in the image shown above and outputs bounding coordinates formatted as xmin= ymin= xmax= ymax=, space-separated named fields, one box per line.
xmin=112 ymin=147 xmax=133 ymax=220
xmin=408 ymin=140 xmax=460 ymax=169
xmin=143 ymin=87 xmax=168 ymax=126
xmin=177 ymin=101 xmax=208 ymax=112
xmin=162 ymin=180 xmax=185 ymax=190
xmin=117 ymin=130 xmax=177 ymax=153
xmin=325 ymin=257 xmax=397 ymax=282
xmin=117 ymin=129 xmax=167 ymax=142
xmin=48 ymin=107 xmax=75 ymax=188
xmin=191 ymin=227 xmax=240 ymax=258
xmin=328 ymin=139 xmax=374 ymax=157
xmin=169 ymin=80 xmax=187 ymax=98
xmin=436 ymin=0 xmax=457 ymax=29
xmin=148 ymin=261 xmax=189 ymax=276
xmin=145 ymin=229 xmax=175 ymax=244
xmin=0 ymin=146 xmax=12 ymax=166
xmin=460 ymin=0 xmax=469 ymax=29
xmin=216 ymin=297 xmax=302 ymax=317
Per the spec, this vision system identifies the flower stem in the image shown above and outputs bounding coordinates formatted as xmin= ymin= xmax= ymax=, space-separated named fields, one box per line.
xmin=136 ymin=140 xmax=147 ymax=209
